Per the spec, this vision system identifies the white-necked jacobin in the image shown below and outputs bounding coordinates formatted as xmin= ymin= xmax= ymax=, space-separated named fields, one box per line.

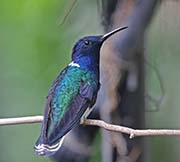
xmin=34 ymin=26 xmax=127 ymax=156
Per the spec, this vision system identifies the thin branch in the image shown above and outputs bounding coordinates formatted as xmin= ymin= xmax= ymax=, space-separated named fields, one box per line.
xmin=0 ymin=116 xmax=43 ymax=125
xmin=84 ymin=119 xmax=180 ymax=138
xmin=0 ymin=116 xmax=180 ymax=138
xmin=57 ymin=0 xmax=78 ymax=26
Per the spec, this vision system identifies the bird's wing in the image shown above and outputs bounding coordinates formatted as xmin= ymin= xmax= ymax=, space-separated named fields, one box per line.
xmin=40 ymin=67 xmax=69 ymax=143
xmin=40 ymin=68 xmax=97 ymax=146
xmin=47 ymin=82 xmax=95 ymax=145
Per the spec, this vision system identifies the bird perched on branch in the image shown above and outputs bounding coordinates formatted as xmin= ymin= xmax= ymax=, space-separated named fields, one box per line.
xmin=34 ymin=26 xmax=127 ymax=156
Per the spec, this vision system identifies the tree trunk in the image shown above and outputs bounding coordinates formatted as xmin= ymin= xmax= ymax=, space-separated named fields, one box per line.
xmin=99 ymin=0 xmax=159 ymax=162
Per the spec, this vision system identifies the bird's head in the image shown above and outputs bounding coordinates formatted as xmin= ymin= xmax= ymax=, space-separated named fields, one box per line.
xmin=71 ymin=26 xmax=128 ymax=64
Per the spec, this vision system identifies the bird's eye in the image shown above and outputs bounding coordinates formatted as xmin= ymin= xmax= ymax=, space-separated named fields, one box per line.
xmin=84 ymin=40 xmax=92 ymax=46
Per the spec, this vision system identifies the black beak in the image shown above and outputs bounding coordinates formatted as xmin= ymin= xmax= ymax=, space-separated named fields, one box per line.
xmin=100 ymin=26 xmax=128 ymax=43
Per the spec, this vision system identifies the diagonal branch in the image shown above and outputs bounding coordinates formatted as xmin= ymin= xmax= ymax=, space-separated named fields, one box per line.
xmin=0 ymin=116 xmax=180 ymax=138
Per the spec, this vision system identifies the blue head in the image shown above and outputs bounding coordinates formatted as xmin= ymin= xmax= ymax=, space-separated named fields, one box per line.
xmin=71 ymin=26 xmax=128 ymax=71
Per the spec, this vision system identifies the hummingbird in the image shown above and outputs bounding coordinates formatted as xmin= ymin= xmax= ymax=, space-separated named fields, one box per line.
xmin=34 ymin=26 xmax=127 ymax=156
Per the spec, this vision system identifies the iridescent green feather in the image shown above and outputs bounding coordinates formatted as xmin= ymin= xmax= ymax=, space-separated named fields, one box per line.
xmin=48 ymin=66 xmax=98 ymax=133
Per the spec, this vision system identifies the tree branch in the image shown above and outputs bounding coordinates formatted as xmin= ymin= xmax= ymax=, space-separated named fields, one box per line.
xmin=0 ymin=116 xmax=180 ymax=138
xmin=84 ymin=120 xmax=180 ymax=138
xmin=0 ymin=116 xmax=43 ymax=125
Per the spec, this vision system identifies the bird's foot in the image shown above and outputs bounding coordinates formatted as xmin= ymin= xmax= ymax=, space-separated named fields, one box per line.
xmin=80 ymin=116 xmax=86 ymax=125
xmin=80 ymin=107 xmax=92 ymax=125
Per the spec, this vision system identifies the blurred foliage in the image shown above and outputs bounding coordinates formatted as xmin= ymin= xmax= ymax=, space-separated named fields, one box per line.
xmin=146 ymin=1 xmax=180 ymax=162
xmin=0 ymin=0 xmax=101 ymax=162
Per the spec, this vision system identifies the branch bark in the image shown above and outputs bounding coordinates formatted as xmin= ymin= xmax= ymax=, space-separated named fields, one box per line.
xmin=0 ymin=116 xmax=43 ymax=125
xmin=84 ymin=119 xmax=180 ymax=138
xmin=1 ymin=116 xmax=180 ymax=138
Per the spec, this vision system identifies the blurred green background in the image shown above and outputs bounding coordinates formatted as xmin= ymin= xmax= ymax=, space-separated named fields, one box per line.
xmin=0 ymin=1 xmax=180 ymax=162
xmin=0 ymin=1 xmax=101 ymax=162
